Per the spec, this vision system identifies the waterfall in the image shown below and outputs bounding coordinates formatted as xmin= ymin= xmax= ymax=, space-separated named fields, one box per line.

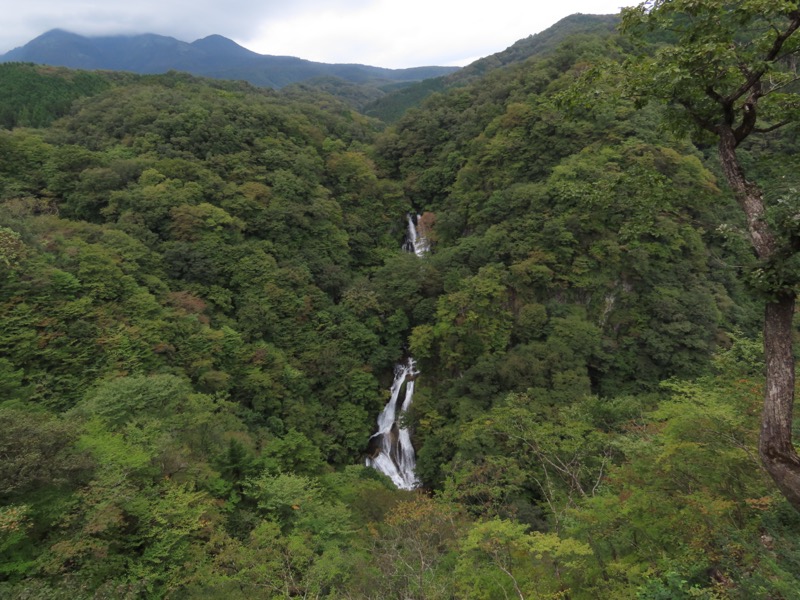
xmin=403 ymin=213 xmax=430 ymax=257
xmin=366 ymin=214 xmax=427 ymax=489
xmin=365 ymin=358 xmax=419 ymax=489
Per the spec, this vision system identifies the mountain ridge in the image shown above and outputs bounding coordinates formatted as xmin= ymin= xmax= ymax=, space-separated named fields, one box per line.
xmin=0 ymin=29 xmax=459 ymax=88
xmin=362 ymin=13 xmax=621 ymax=122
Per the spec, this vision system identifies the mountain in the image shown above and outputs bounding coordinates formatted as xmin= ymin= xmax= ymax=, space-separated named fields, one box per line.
xmin=445 ymin=12 xmax=619 ymax=83
xmin=0 ymin=29 xmax=459 ymax=88
xmin=3 ymin=10 xmax=800 ymax=598
xmin=363 ymin=13 xmax=620 ymax=122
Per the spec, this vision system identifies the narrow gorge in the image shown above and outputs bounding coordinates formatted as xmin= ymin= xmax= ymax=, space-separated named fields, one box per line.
xmin=365 ymin=214 xmax=429 ymax=489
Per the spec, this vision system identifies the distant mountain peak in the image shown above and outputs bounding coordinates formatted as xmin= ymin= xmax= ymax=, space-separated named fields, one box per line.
xmin=190 ymin=35 xmax=258 ymax=58
xmin=193 ymin=34 xmax=233 ymax=44
xmin=0 ymin=30 xmax=459 ymax=89
xmin=37 ymin=28 xmax=80 ymax=38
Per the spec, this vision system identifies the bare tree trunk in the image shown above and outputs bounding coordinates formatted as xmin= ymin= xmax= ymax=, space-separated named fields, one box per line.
xmin=717 ymin=127 xmax=800 ymax=511
xmin=762 ymin=294 xmax=800 ymax=508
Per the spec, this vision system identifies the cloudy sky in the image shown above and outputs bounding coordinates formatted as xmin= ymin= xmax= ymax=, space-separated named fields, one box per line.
xmin=1 ymin=0 xmax=635 ymax=68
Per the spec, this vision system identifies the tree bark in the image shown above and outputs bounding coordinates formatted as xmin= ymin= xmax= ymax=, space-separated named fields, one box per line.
xmin=717 ymin=127 xmax=800 ymax=511
xmin=762 ymin=294 xmax=800 ymax=509
xmin=717 ymin=128 xmax=774 ymax=258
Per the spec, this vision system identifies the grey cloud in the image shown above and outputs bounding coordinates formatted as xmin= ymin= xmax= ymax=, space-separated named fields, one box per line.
xmin=1 ymin=0 xmax=371 ymax=52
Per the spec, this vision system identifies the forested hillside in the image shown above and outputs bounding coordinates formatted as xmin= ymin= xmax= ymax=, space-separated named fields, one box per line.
xmin=363 ymin=13 xmax=620 ymax=122
xmin=0 ymin=29 xmax=459 ymax=90
xmin=2 ymin=7 xmax=800 ymax=599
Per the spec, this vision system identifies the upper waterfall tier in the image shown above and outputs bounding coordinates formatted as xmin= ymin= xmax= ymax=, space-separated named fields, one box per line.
xmin=403 ymin=214 xmax=430 ymax=257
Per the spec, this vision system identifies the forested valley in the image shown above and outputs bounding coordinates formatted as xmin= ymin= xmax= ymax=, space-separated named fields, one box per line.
xmin=2 ymin=5 xmax=800 ymax=599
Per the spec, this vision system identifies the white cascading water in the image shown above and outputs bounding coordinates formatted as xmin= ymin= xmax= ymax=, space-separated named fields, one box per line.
xmin=365 ymin=358 xmax=420 ymax=489
xmin=366 ymin=214 xmax=428 ymax=489
xmin=403 ymin=213 xmax=430 ymax=257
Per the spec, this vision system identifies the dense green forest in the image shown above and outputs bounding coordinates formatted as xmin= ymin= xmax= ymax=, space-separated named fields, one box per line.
xmin=2 ymin=5 xmax=800 ymax=599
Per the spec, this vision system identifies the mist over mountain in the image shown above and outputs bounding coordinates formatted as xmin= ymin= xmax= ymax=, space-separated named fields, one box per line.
xmin=0 ymin=29 xmax=459 ymax=88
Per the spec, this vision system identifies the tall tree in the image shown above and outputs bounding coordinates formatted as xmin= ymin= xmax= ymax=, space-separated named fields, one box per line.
xmin=622 ymin=1 xmax=800 ymax=509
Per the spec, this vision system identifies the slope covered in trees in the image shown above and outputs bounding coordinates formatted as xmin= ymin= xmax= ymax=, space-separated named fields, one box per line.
xmin=363 ymin=13 xmax=620 ymax=122
xmin=2 ymin=9 xmax=800 ymax=598
xmin=0 ymin=63 xmax=115 ymax=129
xmin=0 ymin=29 xmax=459 ymax=90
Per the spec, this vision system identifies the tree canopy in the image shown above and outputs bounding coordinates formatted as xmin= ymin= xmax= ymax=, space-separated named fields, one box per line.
xmin=623 ymin=0 xmax=800 ymax=513
xmin=1 ymin=11 xmax=800 ymax=596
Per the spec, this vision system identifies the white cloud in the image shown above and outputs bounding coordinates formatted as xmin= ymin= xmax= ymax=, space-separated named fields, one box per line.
xmin=1 ymin=0 xmax=633 ymax=67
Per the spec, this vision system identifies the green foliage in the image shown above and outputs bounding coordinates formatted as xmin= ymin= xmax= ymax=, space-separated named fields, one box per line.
xmin=262 ymin=429 xmax=326 ymax=476
xmin=456 ymin=518 xmax=593 ymax=599
xmin=621 ymin=1 xmax=800 ymax=141
xmin=565 ymin=360 xmax=800 ymax=597
xmin=0 ymin=408 xmax=88 ymax=499
xmin=78 ymin=374 xmax=191 ymax=426
xmin=2 ymin=14 xmax=798 ymax=599
xmin=0 ymin=226 xmax=25 ymax=269
xmin=414 ymin=264 xmax=513 ymax=372
xmin=0 ymin=63 xmax=111 ymax=129
xmin=357 ymin=496 xmax=462 ymax=598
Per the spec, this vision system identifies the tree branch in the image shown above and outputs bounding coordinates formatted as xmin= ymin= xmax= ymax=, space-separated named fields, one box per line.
xmin=677 ymin=98 xmax=717 ymax=133
xmin=725 ymin=12 xmax=800 ymax=104
xmin=734 ymin=92 xmax=760 ymax=143
xmin=754 ymin=120 xmax=791 ymax=134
